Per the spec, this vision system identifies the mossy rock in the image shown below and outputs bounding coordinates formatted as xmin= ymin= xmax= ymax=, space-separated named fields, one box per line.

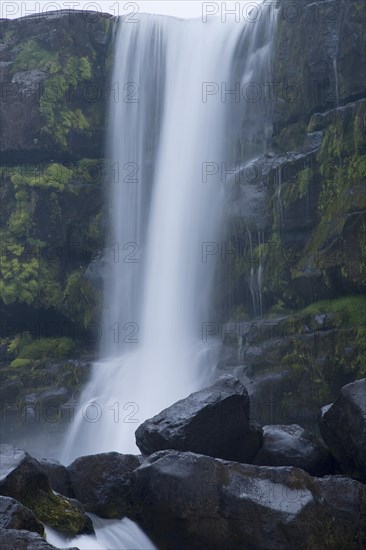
xmin=26 ymin=490 xmax=92 ymax=537
xmin=0 ymin=445 xmax=92 ymax=537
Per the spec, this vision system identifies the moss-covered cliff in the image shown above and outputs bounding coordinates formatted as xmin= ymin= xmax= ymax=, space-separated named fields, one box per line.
xmin=216 ymin=0 xmax=366 ymax=430
xmin=0 ymin=11 xmax=114 ymax=335
xmin=222 ymin=0 xmax=366 ymax=318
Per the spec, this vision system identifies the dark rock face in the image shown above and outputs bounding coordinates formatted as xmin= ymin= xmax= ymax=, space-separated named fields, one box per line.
xmin=319 ymin=378 xmax=366 ymax=481
xmin=67 ymin=452 xmax=141 ymax=518
xmin=252 ymin=424 xmax=333 ymax=476
xmin=274 ymin=0 xmax=366 ymax=126
xmin=222 ymin=0 xmax=366 ymax=320
xmin=130 ymin=450 xmax=366 ymax=550
xmin=0 ymin=10 xmax=112 ymax=162
xmin=0 ymin=496 xmax=43 ymax=534
xmin=0 ymin=444 xmax=92 ymax=536
xmin=0 ymin=10 xmax=110 ymax=343
xmin=135 ymin=376 xmax=263 ymax=463
xmin=215 ymin=303 xmax=366 ymax=434
xmin=0 ymin=529 xmax=59 ymax=550
xmin=39 ymin=459 xmax=73 ymax=498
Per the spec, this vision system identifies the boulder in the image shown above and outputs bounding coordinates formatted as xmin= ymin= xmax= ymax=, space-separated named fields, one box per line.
xmin=0 ymin=444 xmax=92 ymax=536
xmin=135 ymin=376 xmax=263 ymax=463
xmin=252 ymin=424 xmax=334 ymax=476
xmin=39 ymin=459 xmax=73 ymax=498
xmin=319 ymin=378 xmax=366 ymax=482
xmin=0 ymin=529 xmax=59 ymax=550
xmin=0 ymin=496 xmax=43 ymax=534
xmin=130 ymin=450 xmax=366 ymax=550
xmin=67 ymin=452 xmax=141 ymax=518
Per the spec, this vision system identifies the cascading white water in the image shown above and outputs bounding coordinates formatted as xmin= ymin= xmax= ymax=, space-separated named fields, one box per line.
xmin=50 ymin=4 xmax=278 ymax=550
xmin=45 ymin=515 xmax=156 ymax=549
xmin=62 ymin=12 xmax=259 ymax=463
xmin=61 ymin=4 xmax=278 ymax=462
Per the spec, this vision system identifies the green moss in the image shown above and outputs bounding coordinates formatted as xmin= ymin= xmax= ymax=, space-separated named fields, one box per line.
xmin=273 ymin=123 xmax=306 ymax=152
xmin=39 ymin=55 xmax=92 ymax=148
xmin=0 ymin=241 xmax=40 ymax=305
xmin=24 ymin=490 xmax=87 ymax=537
xmin=7 ymin=332 xmax=32 ymax=355
xmin=12 ymin=39 xmax=60 ymax=74
xmin=302 ymin=296 xmax=366 ymax=327
xmin=17 ymin=337 xmax=75 ymax=362
xmin=12 ymin=40 xmax=94 ymax=148
xmin=10 ymin=358 xmax=31 ymax=368
xmin=11 ymin=164 xmax=73 ymax=191
xmin=317 ymin=105 xmax=366 ymax=222
xmin=64 ymin=270 xmax=101 ymax=327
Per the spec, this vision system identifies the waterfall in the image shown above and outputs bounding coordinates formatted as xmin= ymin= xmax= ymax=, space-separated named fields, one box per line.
xmin=61 ymin=3 xmax=278 ymax=463
xmin=47 ymin=4 xmax=280 ymax=549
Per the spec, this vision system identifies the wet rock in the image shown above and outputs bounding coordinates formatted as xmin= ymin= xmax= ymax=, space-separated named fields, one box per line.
xmin=0 ymin=10 xmax=112 ymax=162
xmin=252 ymin=424 xmax=334 ymax=476
xmin=39 ymin=459 xmax=73 ymax=498
xmin=0 ymin=529 xmax=59 ymax=550
xmin=11 ymin=70 xmax=47 ymax=93
xmin=135 ymin=376 xmax=263 ymax=463
xmin=274 ymin=0 xmax=366 ymax=125
xmin=319 ymin=378 xmax=366 ymax=482
xmin=130 ymin=449 xmax=366 ymax=550
xmin=67 ymin=452 xmax=141 ymax=518
xmin=0 ymin=380 xmax=23 ymax=403
xmin=37 ymin=387 xmax=70 ymax=408
xmin=0 ymin=444 xmax=92 ymax=536
xmin=314 ymin=475 xmax=366 ymax=547
xmin=0 ymin=496 xmax=43 ymax=534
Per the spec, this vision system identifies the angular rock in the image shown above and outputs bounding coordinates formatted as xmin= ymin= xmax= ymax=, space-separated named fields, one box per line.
xmin=0 ymin=444 xmax=92 ymax=536
xmin=319 ymin=378 xmax=366 ymax=482
xmin=252 ymin=424 xmax=333 ymax=476
xmin=130 ymin=450 xmax=366 ymax=550
xmin=0 ymin=496 xmax=43 ymax=534
xmin=135 ymin=376 xmax=263 ymax=463
xmin=39 ymin=459 xmax=73 ymax=498
xmin=0 ymin=529 xmax=58 ymax=550
xmin=67 ymin=452 xmax=141 ymax=518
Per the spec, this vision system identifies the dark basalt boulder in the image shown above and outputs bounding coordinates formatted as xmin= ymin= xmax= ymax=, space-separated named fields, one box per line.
xmin=319 ymin=378 xmax=366 ymax=482
xmin=67 ymin=452 xmax=141 ymax=518
xmin=0 ymin=496 xmax=43 ymax=534
xmin=0 ymin=529 xmax=60 ymax=550
xmin=135 ymin=375 xmax=263 ymax=463
xmin=39 ymin=459 xmax=73 ymax=498
xmin=0 ymin=444 xmax=92 ymax=536
xmin=252 ymin=424 xmax=334 ymax=476
xmin=129 ymin=450 xmax=366 ymax=550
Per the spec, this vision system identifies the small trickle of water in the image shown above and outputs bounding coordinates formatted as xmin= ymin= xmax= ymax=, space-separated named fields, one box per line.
xmin=333 ymin=57 xmax=340 ymax=107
